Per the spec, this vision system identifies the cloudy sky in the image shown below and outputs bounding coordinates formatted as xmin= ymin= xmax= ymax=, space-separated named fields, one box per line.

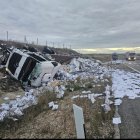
xmin=0 ymin=0 xmax=140 ymax=53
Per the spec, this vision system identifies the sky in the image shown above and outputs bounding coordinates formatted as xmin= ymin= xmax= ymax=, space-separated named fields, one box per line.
xmin=1 ymin=0 xmax=140 ymax=53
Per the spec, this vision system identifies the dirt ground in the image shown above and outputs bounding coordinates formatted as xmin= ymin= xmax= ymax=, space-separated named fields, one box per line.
xmin=0 ymin=68 xmax=24 ymax=105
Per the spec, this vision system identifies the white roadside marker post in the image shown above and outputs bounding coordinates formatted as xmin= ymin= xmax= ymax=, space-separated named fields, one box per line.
xmin=73 ymin=104 xmax=86 ymax=139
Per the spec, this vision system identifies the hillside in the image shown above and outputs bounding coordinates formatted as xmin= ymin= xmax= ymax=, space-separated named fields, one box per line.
xmin=0 ymin=40 xmax=80 ymax=56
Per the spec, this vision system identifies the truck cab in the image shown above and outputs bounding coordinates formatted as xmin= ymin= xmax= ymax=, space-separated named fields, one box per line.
xmin=125 ymin=52 xmax=136 ymax=61
xmin=112 ymin=53 xmax=118 ymax=61
xmin=5 ymin=48 xmax=61 ymax=87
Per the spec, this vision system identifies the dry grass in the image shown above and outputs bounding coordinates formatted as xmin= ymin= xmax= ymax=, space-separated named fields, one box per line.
xmin=87 ymin=54 xmax=112 ymax=62
xmin=74 ymin=97 xmax=115 ymax=139
xmin=71 ymin=75 xmax=115 ymax=139
xmin=0 ymin=90 xmax=56 ymax=138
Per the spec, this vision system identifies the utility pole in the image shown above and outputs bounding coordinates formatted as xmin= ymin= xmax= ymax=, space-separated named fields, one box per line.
xmin=37 ymin=38 xmax=38 ymax=45
xmin=24 ymin=35 xmax=27 ymax=43
xmin=53 ymin=42 xmax=54 ymax=48
xmin=63 ymin=43 xmax=64 ymax=48
xmin=6 ymin=31 xmax=8 ymax=41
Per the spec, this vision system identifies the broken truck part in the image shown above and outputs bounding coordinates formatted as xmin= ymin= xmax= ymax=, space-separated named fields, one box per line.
xmin=2 ymin=47 xmax=61 ymax=87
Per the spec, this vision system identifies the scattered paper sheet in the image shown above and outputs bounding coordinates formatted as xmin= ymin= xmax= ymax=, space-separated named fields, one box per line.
xmin=114 ymin=99 xmax=122 ymax=106
xmin=48 ymin=101 xmax=54 ymax=108
xmin=113 ymin=117 xmax=121 ymax=124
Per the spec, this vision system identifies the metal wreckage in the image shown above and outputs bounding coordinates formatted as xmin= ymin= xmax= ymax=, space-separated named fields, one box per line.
xmin=0 ymin=45 xmax=61 ymax=87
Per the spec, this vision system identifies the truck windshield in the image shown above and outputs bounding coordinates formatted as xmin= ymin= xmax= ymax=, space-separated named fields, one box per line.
xmin=8 ymin=52 xmax=22 ymax=75
xmin=28 ymin=63 xmax=42 ymax=80
xmin=130 ymin=53 xmax=135 ymax=56
xmin=18 ymin=57 xmax=37 ymax=82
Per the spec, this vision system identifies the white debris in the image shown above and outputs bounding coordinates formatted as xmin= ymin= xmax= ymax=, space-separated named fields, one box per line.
xmin=16 ymin=95 xmax=21 ymax=98
xmin=80 ymin=95 xmax=88 ymax=98
xmin=55 ymin=85 xmax=65 ymax=98
xmin=69 ymin=58 xmax=80 ymax=72
xmin=9 ymin=100 xmax=17 ymax=107
xmin=52 ymin=104 xmax=58 ymax=110
xmin=48 ymin=101 xmax=58 ymax=111
xmin=0 ymin=110 xmax=9 ymax=121
xmin=60 ymin=85 xmax=66 ymax=91
xmin=106 ymin=85 xmax=111 ymax=92
xmin=102 ymin=104 xmax=111 ymax=112
xmin=113 ymin=117 xmax=121 ymax=124
xmin=14 ymin=108 xmax=23 ymax=116
xmin=22 ymin=104 xmax=29 ymax=110
xmin=70 ymin=87 xmax=74 ymax=91
xmin=109 ymin=100 xmax=113 ymax=104
xmin=88 ymin=93 xmax=94 ymax=99
xmin=29 ymin=89 xmax=34 ymax=94
xmin=82 ymin=90 xmax=91 ymax=94
xmin=3 ymin=97 xmax=9 ymax=100
xmin=48 ymin=101 xmax=54 ymax=108
xmin=56 ymin=93 xmax=63 ymax=99
xmin=11 ymin=117 xmax=18 ymax=121
xmin=54 ymin=86 xmax=59 ymax=93
xmin=2 ymin=76 xmax=7 ymax=79
xmin=96 ymin=84 xmax=101 ymax=86
xmin=94 ymin=93 xmax=103 ymax=97
xmin=91 ymin=97 xmax=96 ymax=104
xmin=114 ymin=99 xmax=122 ymax=106
xmin=128 ymin=94 xmax=138 ymax=99
xmin=105 ymin=79 xmax=109 ymax=82
xmin=71 ymin=95 xmax=80 ymax=99
xmin=105 ymin=98 xmax=110 ymax=105
xmin=1 ymin=103 xmax=10 ymax=111
xmin=112 ymin=70 xmax=140 ymax=100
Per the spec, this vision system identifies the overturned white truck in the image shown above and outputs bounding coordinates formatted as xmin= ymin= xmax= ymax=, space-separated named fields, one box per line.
xmin=3 ymin=47 xmax=61 ymax=87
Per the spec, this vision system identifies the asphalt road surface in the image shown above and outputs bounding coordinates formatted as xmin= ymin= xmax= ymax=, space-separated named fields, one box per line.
xmin=125 ymin=60 xmax=140 ymax=72
xmin=118 ymin=60 xmax=140 ymax=138
xmin=119 ymin=97 xmax=140 ymax=138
